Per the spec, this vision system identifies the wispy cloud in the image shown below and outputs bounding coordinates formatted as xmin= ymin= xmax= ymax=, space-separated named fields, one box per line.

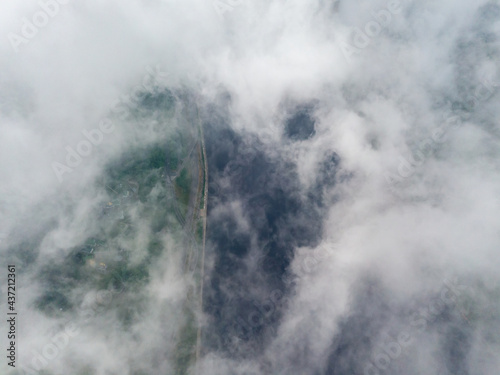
xmin=1 ymin=1 xmax=499 ymax=374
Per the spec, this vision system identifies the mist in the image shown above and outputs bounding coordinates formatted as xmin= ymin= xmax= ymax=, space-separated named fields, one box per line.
xmin=1 ymin=0 xmax=499 ymax=374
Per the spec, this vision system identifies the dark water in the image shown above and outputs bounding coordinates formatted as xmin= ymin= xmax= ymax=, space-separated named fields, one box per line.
xmin=200 ymin=101 xmax=340 ymax=359
xmin=285 ymin=108 xmax=316 ymax=141
xmin=197 ymin=101 xmax=473 ymax=374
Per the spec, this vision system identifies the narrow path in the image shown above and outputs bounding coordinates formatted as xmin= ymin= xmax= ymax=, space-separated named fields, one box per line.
xmin=165 ymin=96 xmax=207 ymax=373
xmin=195 ymin=104 xmax=208 ymax=369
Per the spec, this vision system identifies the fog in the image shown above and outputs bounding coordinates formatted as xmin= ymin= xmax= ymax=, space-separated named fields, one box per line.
xmin=1 ymin=0 xmax=499 ymax=374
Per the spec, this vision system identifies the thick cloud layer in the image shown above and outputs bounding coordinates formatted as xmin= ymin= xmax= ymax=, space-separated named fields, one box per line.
xmin=1 ymin=1 xmax=499 ymax=374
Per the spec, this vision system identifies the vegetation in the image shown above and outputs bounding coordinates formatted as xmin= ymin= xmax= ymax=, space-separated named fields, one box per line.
xmin=173 ymin=305 xmax=198 ymax=374
xmin=175 ymin=167 xmax=192 ymax=209
xmin=29 ymin=92 xmax=207 ymax=375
